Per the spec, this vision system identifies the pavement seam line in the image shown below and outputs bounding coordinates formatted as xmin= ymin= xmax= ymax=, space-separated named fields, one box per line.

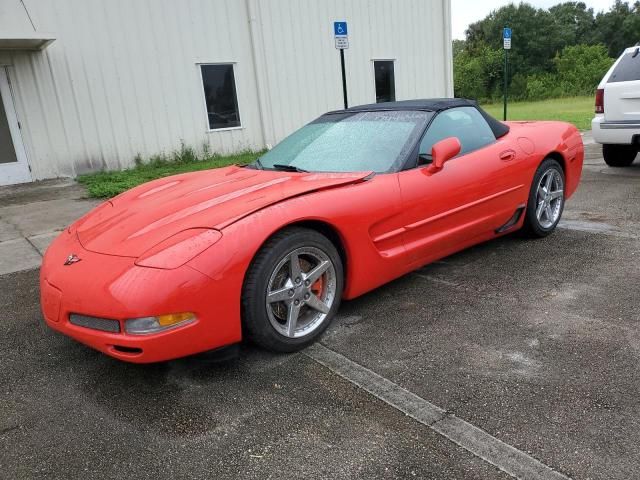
xmin=305 ymin=343 xmax=571 ymax=480
xmin=23 ymin=236 xmax=44 ymax=257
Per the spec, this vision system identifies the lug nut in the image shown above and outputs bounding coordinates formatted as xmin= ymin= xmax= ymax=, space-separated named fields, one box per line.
xmin=294 ymin=300 xmax=300 ymax=306
xmin=295 ymin=277 xmax=301 ymax=284
xmin=304 ymin=280 xmax=310 ymax=286
xmin=304 ymin=293 xmax=310 ymax=300
xmin=289 ymin=289 xmax=295 ymax=297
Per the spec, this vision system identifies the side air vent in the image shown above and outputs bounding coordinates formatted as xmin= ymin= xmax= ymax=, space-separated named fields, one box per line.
xmin=495 ymin=205 xmax=526 ymax=234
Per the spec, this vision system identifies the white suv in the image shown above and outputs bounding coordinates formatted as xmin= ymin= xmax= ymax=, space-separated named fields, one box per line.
xmin=592 ymin=45 xmax=640 ymax=167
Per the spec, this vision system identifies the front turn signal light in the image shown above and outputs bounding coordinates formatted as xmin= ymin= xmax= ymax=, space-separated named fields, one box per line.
xmin=125 ymin=312 xmax=196 ymax=335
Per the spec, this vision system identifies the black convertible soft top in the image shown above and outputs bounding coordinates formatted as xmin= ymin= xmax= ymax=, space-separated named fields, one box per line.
xmin=328 ymin=98 xmax=510 ymax=139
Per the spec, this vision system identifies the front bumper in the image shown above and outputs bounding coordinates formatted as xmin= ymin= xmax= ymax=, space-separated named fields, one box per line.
xmin=592 ymin=115 xmax=640 ymax=145
xmin=40 ymin=229 xmax=242 ymax=363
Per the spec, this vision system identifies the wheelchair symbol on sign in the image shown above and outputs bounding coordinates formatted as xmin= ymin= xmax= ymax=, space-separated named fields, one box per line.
xmin=334 ymin=22 xmax=348 ymax=36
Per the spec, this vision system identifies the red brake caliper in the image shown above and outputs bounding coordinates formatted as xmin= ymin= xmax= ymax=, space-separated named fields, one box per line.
xmin=311 ymin=277 xmax=324 ymax=297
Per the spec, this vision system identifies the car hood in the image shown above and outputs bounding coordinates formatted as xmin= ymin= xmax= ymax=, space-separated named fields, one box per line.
xmin=76 ymin=166 xmax=371 ymax=257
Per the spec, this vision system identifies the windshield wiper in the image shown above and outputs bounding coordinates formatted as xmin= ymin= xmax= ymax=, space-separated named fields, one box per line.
xmin=271 ymin=164 xmax=309 ymax=173
xmin=243 ymin=158 xmax=264 ymax=170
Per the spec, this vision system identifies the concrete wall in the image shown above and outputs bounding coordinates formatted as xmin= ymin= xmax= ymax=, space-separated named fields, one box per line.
xmin=0 ymin=0 xmax=452 ymax=181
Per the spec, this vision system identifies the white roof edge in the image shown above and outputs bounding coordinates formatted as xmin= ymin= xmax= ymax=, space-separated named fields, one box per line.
xmin=0 ymin=33 xmax=56 ymax=51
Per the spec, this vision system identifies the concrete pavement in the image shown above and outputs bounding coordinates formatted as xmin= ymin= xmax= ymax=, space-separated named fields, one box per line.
xmin=2 ymin=140 xmax=640 ymax=479
xmin=0 ymin=179 xmax=100 ymax=275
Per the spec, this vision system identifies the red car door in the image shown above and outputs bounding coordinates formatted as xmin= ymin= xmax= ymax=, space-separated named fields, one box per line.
xmin=397 ymin=107 xmax=526 ymax=267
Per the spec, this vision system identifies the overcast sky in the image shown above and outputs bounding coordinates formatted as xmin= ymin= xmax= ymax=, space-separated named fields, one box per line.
xmin=451 ymin=0 xmax=618 ymax=39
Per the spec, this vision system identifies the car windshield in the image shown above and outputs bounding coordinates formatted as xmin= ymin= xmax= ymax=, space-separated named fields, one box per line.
xmin=254 ymin=110 xmax=432 ymax=173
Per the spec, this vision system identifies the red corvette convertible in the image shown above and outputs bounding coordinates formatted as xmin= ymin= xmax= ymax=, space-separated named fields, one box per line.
xmin=40 ymin=99 xmax=584 ymax=363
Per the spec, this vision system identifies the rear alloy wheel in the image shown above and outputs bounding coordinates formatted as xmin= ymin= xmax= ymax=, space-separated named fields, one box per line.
xmin=522 ymin=158 xmax=565 ymax=238
xmin=242 ymin=228 xmax=343 ymax=352
xmin=603 ymin=144 xmax=637 ymax=167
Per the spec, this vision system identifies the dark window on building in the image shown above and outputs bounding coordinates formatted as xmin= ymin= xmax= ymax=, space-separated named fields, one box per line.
xmin=200 ymin=64 xmax=241 ymax=130
xmin=374 ymin=61 xmax=395 ymax=103
xmin=608 ymin=50 xmax=640 ymax=83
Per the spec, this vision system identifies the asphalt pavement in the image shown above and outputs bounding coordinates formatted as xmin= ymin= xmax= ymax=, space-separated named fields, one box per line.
xmin=1 ymin=140 xmax=639 ymax=479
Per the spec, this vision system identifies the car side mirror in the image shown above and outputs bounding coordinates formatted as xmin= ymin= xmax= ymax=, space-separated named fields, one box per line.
xmin=427 ymin=137 xmax=461 ymax=173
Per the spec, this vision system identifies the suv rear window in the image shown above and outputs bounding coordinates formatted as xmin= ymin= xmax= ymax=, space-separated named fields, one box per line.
xmin=608 ymin=50 xmax=640 ymax=83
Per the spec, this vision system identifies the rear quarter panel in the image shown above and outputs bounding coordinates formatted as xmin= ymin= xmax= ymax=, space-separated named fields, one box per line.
xmin=505 ymin=121 xmax=584 ymax=199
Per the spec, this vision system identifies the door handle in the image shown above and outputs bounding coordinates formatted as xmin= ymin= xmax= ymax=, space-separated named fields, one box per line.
xmin=499 ymin=149 xmax=516 ymax=161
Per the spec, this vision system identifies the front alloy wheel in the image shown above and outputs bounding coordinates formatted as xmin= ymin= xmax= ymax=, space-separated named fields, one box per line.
xmin=242 ymin=227 xmax=343 ymax=352
xmin=265 ymin=247 xmax=337 ymax=338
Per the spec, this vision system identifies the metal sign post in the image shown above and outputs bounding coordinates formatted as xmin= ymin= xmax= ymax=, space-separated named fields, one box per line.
xmin=334 ymin=21 xmax=349 ymax=109
xmin=503 ymin=27 xmax=511 ymax=121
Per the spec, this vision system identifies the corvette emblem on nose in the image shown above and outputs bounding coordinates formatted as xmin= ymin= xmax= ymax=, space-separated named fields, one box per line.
xmin=64 ymin=254 xmax=81 ymax=266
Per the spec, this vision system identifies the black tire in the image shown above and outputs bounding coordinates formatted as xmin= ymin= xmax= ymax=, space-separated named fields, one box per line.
xmin=603 ymin=144 xmax=637 ymax=167
xmin=241 ymin=227 xmax=344 ymax=352
xmin=521 ymin=158 xmax=565 ymax=238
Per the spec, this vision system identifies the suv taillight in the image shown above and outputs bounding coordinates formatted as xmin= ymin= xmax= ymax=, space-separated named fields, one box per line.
xmin=595 ymin=88 xmax=604 ymax=114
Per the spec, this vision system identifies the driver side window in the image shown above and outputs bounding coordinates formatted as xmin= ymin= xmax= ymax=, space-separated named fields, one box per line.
xmin=418 ymin=107 xmax=496 ymax=165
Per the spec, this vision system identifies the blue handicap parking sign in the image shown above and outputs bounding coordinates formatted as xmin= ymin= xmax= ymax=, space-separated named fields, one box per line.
xmin=334 ymin=21 xmax=348 ymax=36
xmin=503 ymin=27 xmax=512 ymax=39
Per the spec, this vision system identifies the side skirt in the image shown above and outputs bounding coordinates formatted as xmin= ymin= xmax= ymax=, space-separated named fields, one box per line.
xmin=495 ymin=204 xmax=526 ymax=234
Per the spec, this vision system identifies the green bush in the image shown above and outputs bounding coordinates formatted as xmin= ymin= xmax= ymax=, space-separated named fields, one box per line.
xmin=78 ymin=144 xmax=264 ymax=198
xmin=554 ymin=44 xmax=615 ymax=96
xmin=454 ymin=45 xmax=503 ymax=101
xmin=509 ymin=73 xmax=529 ymax=100
xmin=453 ymin=52 xmax=485 ymax=100
xmin=525 ymin=74 xmax=559 ymax=99
xmin=454 ymin=42 xmax=614 ymax=101
xmin=524 ymin=75 xmax=547 ymax=100
xmin=453 ymin=0 xmax=640 ymax=102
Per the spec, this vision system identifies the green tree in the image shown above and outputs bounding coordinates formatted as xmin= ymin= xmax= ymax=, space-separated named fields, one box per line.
xmin=549 ymin=2 xmax=597 ymax=45
xmin=525 ymin=73 xmax=559 ymax=99
xmin=621 ymin=3 xmax=640 ymax=51
xmin=554 ymin=44 xmax=615 ymax=95
xmin=594 ymin=0 xmax=640 ymax=56
xmin=453 ymin=45 xmax=502 ymax=100
xmin=452 ymin=39 xmax=466 ymax=58
xmin=465 ymin=3 xmax=565 ymax=76
xmin=451 ymin=0 xmax=640 ymax=101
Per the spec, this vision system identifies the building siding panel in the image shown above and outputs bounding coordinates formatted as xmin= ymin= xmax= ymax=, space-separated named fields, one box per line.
xmin=3 ymin=0 xmax=451 ymax=181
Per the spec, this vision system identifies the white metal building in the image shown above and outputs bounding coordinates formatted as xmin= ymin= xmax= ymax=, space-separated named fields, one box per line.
xmin=0 ymin=0 xmax=453 ymax=186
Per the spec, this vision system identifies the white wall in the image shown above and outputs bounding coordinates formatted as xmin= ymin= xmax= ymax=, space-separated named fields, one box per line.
xmin=2 ymin=0 xmax=265 ymax=179
xmin=1 ymin=0 xmax=452 ymax=181
xmin=251 ymin=0 xmax=453 ymax=145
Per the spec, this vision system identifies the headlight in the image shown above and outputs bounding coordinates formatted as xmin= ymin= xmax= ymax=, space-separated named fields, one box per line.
xmin=125 ymin=312 xmax=195 ymax=335
xmin=135 ymin=228 xmax=222 ymax=269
